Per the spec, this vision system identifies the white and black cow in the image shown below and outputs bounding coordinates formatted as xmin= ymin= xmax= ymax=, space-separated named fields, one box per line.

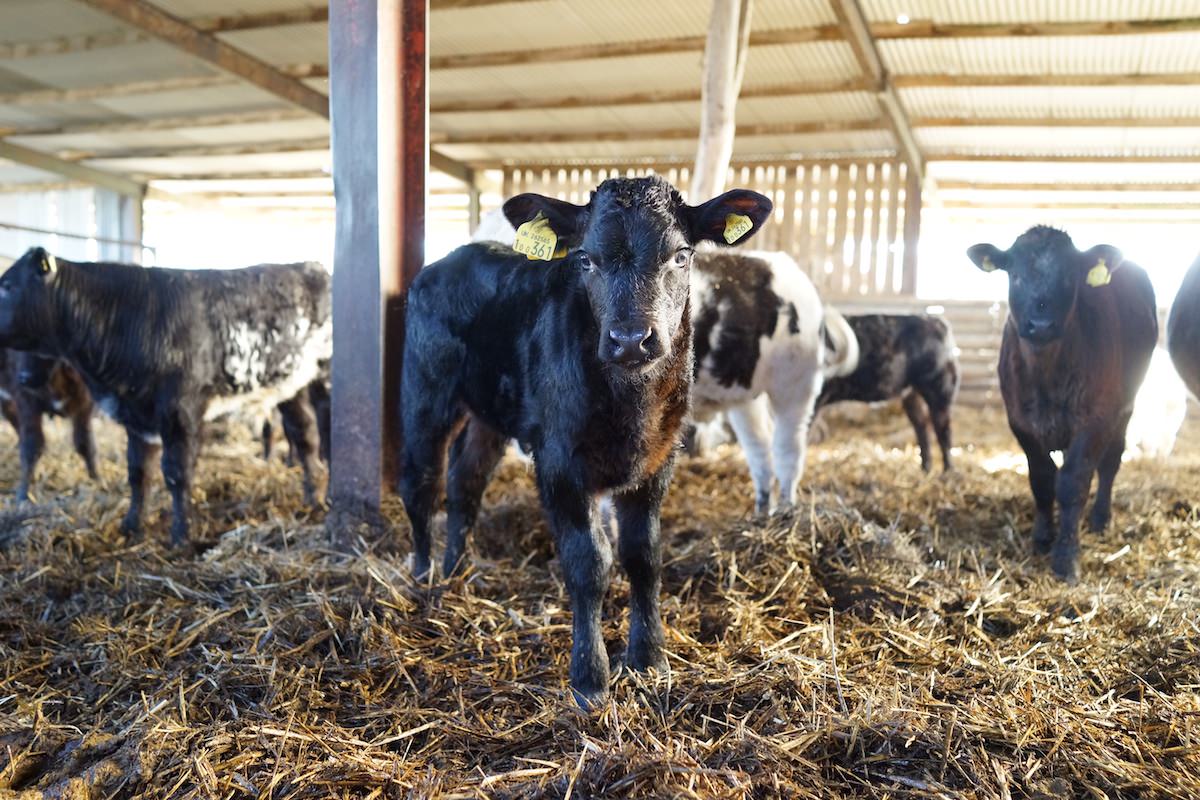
xmin=690 ymin=247 xmax=857 ymax=514
xmin=816 ymin=313 xmax=960 ymax=472
xmin=0 ymin=247 xmax=331 ymax=547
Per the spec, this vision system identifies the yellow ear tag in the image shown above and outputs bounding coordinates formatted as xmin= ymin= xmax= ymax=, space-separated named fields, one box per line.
xmin=1086 ymin=258 xmax=1111 ymax=287
xmin=723 ymin=213 xmax=753 ymax=244
xmin=512 ymin=213 xmax=558 ymax=261
xmin=42 ymin=253 xmax=56 ymax=274
xmin=981 ymin=255 xmax=997 ymax=272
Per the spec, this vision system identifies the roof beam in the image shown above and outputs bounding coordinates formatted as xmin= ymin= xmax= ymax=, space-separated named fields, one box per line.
xmin=0 ymin=140 xmax=143 ymax=197
xmin=75 ymin=0 xmax=329 ymax=117
xmin=4 ymin=108 xmax=313 ymax=138
xmin=872 ymin=17 xmax=1200 ymax=39
xmin=0 ymin=65 xmax=328 ymax=107
xmin=191 ymin=6 xmax=328 ymax=33
xmin=0 ymin=6 xmax=331 ymax=59
xmin=895 ymin=72 xmax=1200 ymax=88
xmin=929 ymin=152 xmax=1200 ymax=163
xmin=431 ymin=26 xmax=842 ymax=69
xmin=75 ymin=137 xmax=331 ymax=161
xmin=942 ymin=199 xmax=1200 ymax=211
xmin=829 ymin=0 xmax=923 ymax=180
xmin=937 ymin=180 xmax=1200 ymax=192
xmin=914 ymin=116 xmax=1200 ymax=127
xmin=431 ymin=0 xmax=544 ymax=7
xmin=432 ymin=119 xmax=883 ymax=145
xmin=432 ymin=78 xmax=872 ymax=114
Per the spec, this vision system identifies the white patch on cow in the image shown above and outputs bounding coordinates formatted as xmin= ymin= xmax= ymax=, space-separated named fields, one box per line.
xmin=471 ymin=209 xmax=517 ymax=246
xmin=690 ymin=248 xmax=827 ymax=511
xmin=1125 ymin=347 xmax=1188 ymax=460
xmin=207 ymin=316 xmax=332 ymax=421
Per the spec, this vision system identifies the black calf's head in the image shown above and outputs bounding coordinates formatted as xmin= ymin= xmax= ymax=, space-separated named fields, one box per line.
xmin=0 ymin=247 xmax=58 ymax=351
xmin=504 ymin=177 xmax=772 ymax=370
xmin=968 ymin=226 xmax=1118 ymax=346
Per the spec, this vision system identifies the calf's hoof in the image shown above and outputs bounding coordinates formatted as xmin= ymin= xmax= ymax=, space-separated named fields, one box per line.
xmin=410 ymin=555 xmax=432 ymax=582
xmin=1087 ymin=507 xmax=1111 ymax=534
xmin=753 ymin=492 xmax=771 ymax=516
xmin=1031 ymin=521 xmax=1054 ymax=555
xmin=570 ymin=683 xmax=609 ymax=712
xmin=168 ymin=523 xmax=190 ymax=550
xmin=1050 ymin=551 xmax=1079 ymax=585
xmin=119 ymin=515 xmax=143 ymax=542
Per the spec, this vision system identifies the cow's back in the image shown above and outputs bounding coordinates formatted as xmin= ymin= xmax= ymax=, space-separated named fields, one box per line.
xmin=1168 ymin=253 xmax=1200 ymax=398
xmin=691 ymin=248 xmax=823 ymax=405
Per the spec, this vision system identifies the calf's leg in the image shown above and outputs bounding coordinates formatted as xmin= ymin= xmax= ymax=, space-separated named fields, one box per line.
xmin=443 ymin=417 xmax=506 ymax=577
xmin=14 ymin=393 xmax=44 ymax=503
xmin=613 ymin=464 xmax=672 ymax=672
xmin=726 ymin=397 xmax=773 ymax=513
xmin=537 ymin=466 xmax=611 ymax=709
xmin=71 ymin=408 xmax=98 ymax=480
xmin=120 ymin=431 xmax=159 ymax=540
xmin=278 ymin=392 xmax=323 ymax=507
xmin=901 ymin=390 xmax=934 ymax=472
xmin=160 ymin=409 xmax=200 ymax=548
xmin=770 ymin=371 xmax=821 ymax=510
xmin=1053 ymin=432 xmax=1105 ymax=583
xmin=1014 ymin=430 xmax=1056 ymax=555
xmin=1089 ymin=432 xmax=1126 ymax=533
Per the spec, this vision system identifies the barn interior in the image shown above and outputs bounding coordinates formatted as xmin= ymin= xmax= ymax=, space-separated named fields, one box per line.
xmin=0 ymin=1 xmax=1198 ymax=797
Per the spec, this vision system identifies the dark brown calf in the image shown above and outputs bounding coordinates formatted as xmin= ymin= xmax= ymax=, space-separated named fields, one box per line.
xmin=968 ymin=227 xmax=1157 ymax=582
xmin=0 ymin=349 xmax=96 ymax=502
xmin=1168 ymin=253 xmax=1200 ymax=400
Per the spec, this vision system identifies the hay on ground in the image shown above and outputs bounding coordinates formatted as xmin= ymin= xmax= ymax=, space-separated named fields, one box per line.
xmin=0 ymin=404 xmax=1197 ymax=798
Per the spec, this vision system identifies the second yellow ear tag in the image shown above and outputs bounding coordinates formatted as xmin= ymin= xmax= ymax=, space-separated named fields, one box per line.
xmin=513 ymin=213 xmax=558 ymax=261
xmin=723 ymin=213 xmax=753 ymax=244
xmin=1086 ymin=258 xmax=1111 ymax=287
xmin=981 ymin=255 xmax=996 ymax=272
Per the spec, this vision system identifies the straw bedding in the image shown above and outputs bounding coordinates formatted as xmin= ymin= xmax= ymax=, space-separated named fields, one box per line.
xmin=0 ymin=403 xmax=1197 ymax=799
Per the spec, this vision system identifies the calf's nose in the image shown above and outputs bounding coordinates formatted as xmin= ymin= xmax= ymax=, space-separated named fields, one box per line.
xmin=606 ymin=325 xmax=653 ymax=363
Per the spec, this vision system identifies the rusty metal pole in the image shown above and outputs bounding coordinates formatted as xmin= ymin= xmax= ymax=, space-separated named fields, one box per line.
xmin=381 ymin=0 xmax=427 ymax=487
xmin=327 ymin=0 xmax=384 ymax=539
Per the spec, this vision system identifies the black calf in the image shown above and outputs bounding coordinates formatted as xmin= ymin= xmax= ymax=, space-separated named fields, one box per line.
xmin=400 ymin=177 xmax=772 ymax=707
xmin=0 ymin=248 xmax=331 ymax=546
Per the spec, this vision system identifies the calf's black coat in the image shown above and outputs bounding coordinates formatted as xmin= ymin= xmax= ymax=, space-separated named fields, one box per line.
xmin=400 ymin=177 xmax=772 ymax=707
xmin=817 ymin=314 xmax=960 ymax=471
xmin=0 ymin=248 xmax=331 ymax=546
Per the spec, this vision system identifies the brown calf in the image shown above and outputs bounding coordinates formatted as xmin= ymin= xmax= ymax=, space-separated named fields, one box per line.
xmin=0 ymin=349 xmax=96 ymax=502
xmin=968 ymin=227 xmax=1157 ymax=582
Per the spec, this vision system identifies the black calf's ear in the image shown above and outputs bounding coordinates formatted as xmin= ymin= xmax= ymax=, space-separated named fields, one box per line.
xmin=967 ymin=243 xmax=1008 ymax=273
xmin=686 ymin=189 xmax=773 ymax=247
xmin=503 ymin=194 xmax=588 ymax=242
xmin=1080 ymin=244 xmax=1122 ymax=287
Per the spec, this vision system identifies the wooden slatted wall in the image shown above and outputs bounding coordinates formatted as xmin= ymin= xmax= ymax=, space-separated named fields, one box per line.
xmin=498 ymin=159 xmax=917 ymax=298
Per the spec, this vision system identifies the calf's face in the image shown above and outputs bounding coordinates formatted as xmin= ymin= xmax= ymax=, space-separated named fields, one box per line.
xmin=504 ymin=177 xmax=772 ymax=372
xmin=968 ymin=227 xmax=1118 ymax=346
xmin=0 ymin=248 xmax=56 ymax=351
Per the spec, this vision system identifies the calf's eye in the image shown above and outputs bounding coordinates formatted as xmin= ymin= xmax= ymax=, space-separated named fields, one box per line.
xmin=673 ymin=249 xmax=692 ymax=267
xmin=578 ymin=252 xmax=594 ymax=271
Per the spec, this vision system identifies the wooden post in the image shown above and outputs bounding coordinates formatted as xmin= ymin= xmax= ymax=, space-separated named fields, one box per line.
xmin=326 ymin=0 xmax=405 ymax=539
xmin=689 ymin=0 xmax=752 ymax=200
xmin=901 ymin=169 xmax=921 ymax=295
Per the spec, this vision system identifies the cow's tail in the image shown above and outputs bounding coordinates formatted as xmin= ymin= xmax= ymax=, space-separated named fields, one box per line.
xmin=821 ymin=305 xmax=859 ymax=380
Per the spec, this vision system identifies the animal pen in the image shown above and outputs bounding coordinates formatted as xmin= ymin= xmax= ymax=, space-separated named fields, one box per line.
xmin=0 ymin=1 xmax=1197 ymax=798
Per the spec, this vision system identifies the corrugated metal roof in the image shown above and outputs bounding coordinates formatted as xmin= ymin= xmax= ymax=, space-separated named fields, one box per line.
xmin=0 ymin=0 xmax=1198 ymax=200
xmin=862 ymin=0 xmax=1200 ymax=24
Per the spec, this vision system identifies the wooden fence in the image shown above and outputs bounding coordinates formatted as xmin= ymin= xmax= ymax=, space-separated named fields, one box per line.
xmin=499 ymin=159 xmax=918 ymax=299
